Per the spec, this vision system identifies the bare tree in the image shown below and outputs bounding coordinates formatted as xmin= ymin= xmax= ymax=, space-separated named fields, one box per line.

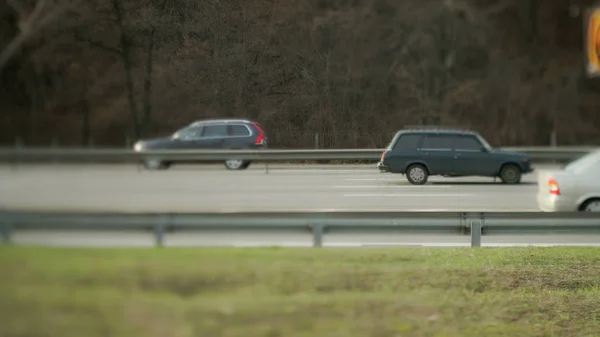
xmin=0 ymin=0 xmax=75 ymax=73
xmin=2 ymin=0 xmax=600 ymax=147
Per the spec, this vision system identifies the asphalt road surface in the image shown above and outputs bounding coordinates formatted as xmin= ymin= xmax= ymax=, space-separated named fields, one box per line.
xmin=0 ymin=163 xmax=556 ymax=212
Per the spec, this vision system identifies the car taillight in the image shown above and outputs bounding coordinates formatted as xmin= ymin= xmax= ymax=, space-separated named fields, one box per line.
xmin=381 ymin=151 xmax=387 ymax=161
xmin=252 ymin=122 xmax=265 ymax=145
xmin=548 ymin=177 xmax=560 ymax=195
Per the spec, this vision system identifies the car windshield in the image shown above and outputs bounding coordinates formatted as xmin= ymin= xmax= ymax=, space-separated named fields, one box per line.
xmin=172 ymin=124 xmax=200 ymax=139
xmin=564 ymin=150 xmax=600 ymax=174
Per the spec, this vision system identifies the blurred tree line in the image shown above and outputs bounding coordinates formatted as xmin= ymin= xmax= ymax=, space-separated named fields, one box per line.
xmin=1 ymin=0 xmax=600 ymax=148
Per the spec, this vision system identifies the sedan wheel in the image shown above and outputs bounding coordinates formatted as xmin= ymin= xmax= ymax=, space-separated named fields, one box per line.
xmin=224 ymin=159 xmax=248 ymax=170
xmin=582 ymin=199 xmax=600 ymax=212
xmin=144 ymin=159 xmax=168 ymax=170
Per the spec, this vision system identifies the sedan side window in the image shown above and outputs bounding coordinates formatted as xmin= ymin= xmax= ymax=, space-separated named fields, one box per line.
xmin=454 ymin=136 xmax=483 ymax=151
xmin=228 ymin=124 xmax=251 ymax=137
xmin=202 ymin=124 xmax=228 ymax=138
xmin=421 ymin=135 xmax=454 ymax=150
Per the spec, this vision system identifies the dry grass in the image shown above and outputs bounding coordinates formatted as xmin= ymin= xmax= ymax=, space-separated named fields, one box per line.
xmin=1 ymin=246 xmax=600 ymax=336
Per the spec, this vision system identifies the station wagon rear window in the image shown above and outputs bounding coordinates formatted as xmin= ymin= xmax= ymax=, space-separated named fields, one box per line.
xmin=393 ymin=134 xmax=422 ymax=150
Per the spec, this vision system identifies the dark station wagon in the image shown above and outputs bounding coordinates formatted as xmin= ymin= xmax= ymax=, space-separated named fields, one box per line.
xmin=377 ymin=126 xmax=533 ymax=185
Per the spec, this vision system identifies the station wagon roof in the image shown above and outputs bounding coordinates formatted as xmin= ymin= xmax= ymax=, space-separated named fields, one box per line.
xmin=396 ymin=129 xmax=479 ymax=136
xmin=398 ymin=125 xmax=477 ymax=134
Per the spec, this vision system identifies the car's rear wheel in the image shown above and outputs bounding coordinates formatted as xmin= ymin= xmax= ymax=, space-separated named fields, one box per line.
xmin=143 ymin=159 xmax=169 ymax=170
xmin=499 ymin=164 xmax=521 ymax=184
xmin=225 ymin=159 xmax=250 ymax=170
xmin=580 ymin=198 xmax=600 ymax=212
xmin=406 ymin=164 xmax=428 ymax=185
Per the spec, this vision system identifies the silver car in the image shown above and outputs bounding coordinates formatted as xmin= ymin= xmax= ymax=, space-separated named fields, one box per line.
xmin=537 ymin=149 xmax=600 ymax=212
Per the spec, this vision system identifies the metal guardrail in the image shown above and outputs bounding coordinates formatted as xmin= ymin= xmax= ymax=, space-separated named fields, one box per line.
xmin=2 ymin=211 xmax=600 ymax=247
xmin=0 ymin=148 xmax=383 ymax=162
xmin=0 ymin=146 xmax=596 ymax=164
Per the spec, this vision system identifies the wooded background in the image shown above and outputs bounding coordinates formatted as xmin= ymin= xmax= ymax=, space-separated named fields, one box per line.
xmin=1 ymin=0 xmax=600 ymax=148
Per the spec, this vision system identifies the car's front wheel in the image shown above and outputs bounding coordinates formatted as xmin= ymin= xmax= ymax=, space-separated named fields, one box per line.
xmin=224 ymin=159 xmax=250 ymax=170
xmin=499 ymin=164 xmax=522 ymax=184
xmin=406 ymin=164 xmax=428 ymax=185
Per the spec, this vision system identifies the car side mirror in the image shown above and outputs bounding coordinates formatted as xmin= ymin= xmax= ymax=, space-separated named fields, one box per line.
xmin=480 ymin=147 xmax=487 ymax=152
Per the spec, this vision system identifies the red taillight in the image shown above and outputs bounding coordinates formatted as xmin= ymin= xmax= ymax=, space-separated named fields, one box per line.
xmin=548 ymin=177 xmax=560 ymax=195
xmin=252 ymin=122 xmax=265 ymax=145
xmin=381 ymin=151 xmax=387 ymax=161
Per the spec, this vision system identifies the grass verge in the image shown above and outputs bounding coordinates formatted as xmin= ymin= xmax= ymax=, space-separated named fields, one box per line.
xmin=1 ymin=246 xmax=600 ymax=337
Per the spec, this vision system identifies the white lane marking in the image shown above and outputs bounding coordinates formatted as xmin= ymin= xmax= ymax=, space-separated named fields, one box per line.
xmin=344 ymin=178 xmax=395 ymax=181
xmin=333 ymin=185 xmax=451 ymax=189
xmin=343 ymin=193 xmax=476 ymax=197
xmin=315 ymin=208 xmax=461 ymax=212
xmin=344 ymin=178 xmax=539 ymax=184
xmin=265 ymin=170 xmax=374 ymax=174
xmin=199 ymin=208 xmax=455 ymax=213
xmin=302 ymin=208 xmax=454 ymax=212
xmin=343 ymin=178 xmax=449 ymax=182
xmin=404 ymin=209 xmax=451 ymax=211
xmin=212 ymin=208 xmax=539 ymax=212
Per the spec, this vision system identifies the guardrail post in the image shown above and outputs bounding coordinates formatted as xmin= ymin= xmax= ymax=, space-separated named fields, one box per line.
xmin=1 ymin=218 xmax=12 ymax=244
xmin=312 ymin=224 xmax=324 ymax=247
xmin=470 ymin=221 xmax=482 ymax=247
xmin=52 ymin=138 xmax=58 ymax=165
xmin=12 ymin=137 xmax=22 ymax=172
xmin=87 ymin=138 xmax=94 ymax=164
xmin=154 ymin=215 xmax=169 ymax=247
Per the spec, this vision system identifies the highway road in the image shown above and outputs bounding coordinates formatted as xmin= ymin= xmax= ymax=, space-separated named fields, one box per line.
xmin=0 ymin=163 xmax=557 ymax=212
